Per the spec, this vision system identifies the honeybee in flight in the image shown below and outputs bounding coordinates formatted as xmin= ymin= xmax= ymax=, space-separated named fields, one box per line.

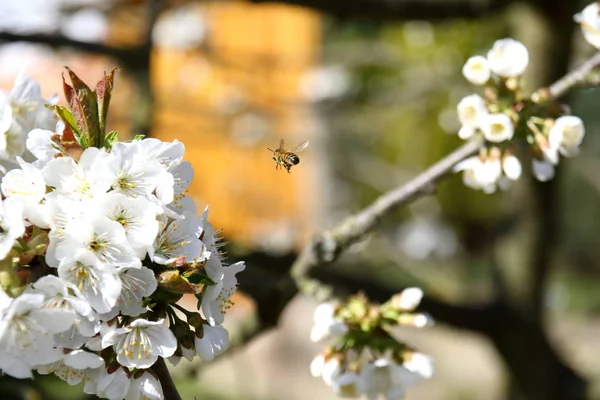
xmin=267 ymin=139 xmax=310 ymax=173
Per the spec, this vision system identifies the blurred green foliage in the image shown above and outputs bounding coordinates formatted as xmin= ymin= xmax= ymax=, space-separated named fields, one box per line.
xmin=320 ymin=12 xmax=600 ymax=315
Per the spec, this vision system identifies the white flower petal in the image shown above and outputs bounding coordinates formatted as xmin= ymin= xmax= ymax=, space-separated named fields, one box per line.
xmin=486 ymin=38 xmax=529 ymax=77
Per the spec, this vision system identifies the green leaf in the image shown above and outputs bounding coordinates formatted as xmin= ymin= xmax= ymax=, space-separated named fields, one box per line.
xmin=47 ymin=104 xmax=82 ymax=141
xmin=187 ymin=273 xmax=216 ymax=286
xmin=103 ymin=131 xmax=119 ymax=149
xmin=133 ymin=134 xmax=145 ymax=141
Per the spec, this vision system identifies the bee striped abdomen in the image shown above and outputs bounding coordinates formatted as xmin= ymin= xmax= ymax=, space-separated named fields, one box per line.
xmin=285 ymin=153 xmax=300 ymax=165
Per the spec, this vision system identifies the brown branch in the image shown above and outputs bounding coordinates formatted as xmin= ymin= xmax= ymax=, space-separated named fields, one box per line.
xmin=289 ymin=47 xmax=600 ymax=299
xmin=0 ymin=31 xmax=147 ymax=69
xmin=151 ymin=358 xmax=182 ymax=400
xmin=291 ymin=136 xmax=484 ymax=293
xmin=237 ymin=252 xmax=587 ymax=400
xmin=245 ymin=0 xmax=513 ymax=21
xmin=534 ymin=51 xmax=600 ymax=102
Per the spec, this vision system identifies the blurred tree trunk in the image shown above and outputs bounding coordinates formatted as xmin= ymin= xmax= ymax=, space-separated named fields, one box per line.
xmin=497 ymin=2 xmax=587 ymax=399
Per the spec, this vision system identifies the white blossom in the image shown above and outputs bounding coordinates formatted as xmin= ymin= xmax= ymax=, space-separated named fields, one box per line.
xmin=105 ymin=141 xmax=165 ymax=199
xmin=403 ymin=353 xmax=434 ymax=381
xmin=0 ymin=91 xmax=11 ymax=142
xmin=462 ymin=55 xmax=491 ymax=85
xmin=42 ymin=147 xmax=113 ymax=200
xmin=310 ymin=353 xmax=327 ymax=378
xmin=457 ymin=94 xmax=488 ymax=139
xmin=0 ymin=73 xmax=56 ymax=160
xmin=486 ymin=38 xmax=529 ymax=77
xmin=163 ymin=160 xmax=194 ymax=216
xmin=37 ymin=349 xmax=104 ymax=385
xmin=93 ymin=192 xmax=161 ymax=258
xmin=0 ymin=290 xmax=73 ymax=378
xmin=87 ymin=367 xmax=131 ymax=400
xmin=1 ymin=157 xmax=45 ymax=201
xmin=332 ymin=371 xmax=362 ymax=398
xmin=310 ymin=302 xmax=349 ymax=343
xmin=322 ymin=356 xmax=343 ymax=386
xmin=57 ymin=252 xmax=122 ymax=314
xmin=481 ymin=113 xmax=514 ymax=143
xmin=107 ymin=265 xmax=157 ymax=318
xmin=502 ymin=154 xmax=522 ymax=181
xmin=0 ymin=196 xmax=25 ymax=259
xmin=168 ymin=343 xmax=196 ymax=367
xmin=201 ymin=261 xmax=246 ymax=327
xmin=102 ymin=319 xmax=177 ymax=369
xmin=532 ymin=159 xmax=555 ymax=182
xmin=195 ymin=323 xmax=229 ymax=362
xmin=391 ymin=287 xmax=423 ymax=311
xmin=548 ymin=115 xmax=585 ymax=157
xmin=31 ymin=275 xmax=99 ymax=349
xmin=454 ymin=155 xmax=502 ymax=193
xmin=149 ymin=211 xmax=207 ymax=265
xmin=43 ymin=193 xmax=86 ymax=266
xmin=198 ymin=206 xmax=225 ymax=282
xmin=57 ymin=214 xmax=139 ymax=268
xmin=122 ymin=137 xmax=185 ymax=169
xmin=126 ymin=371 xmax=164 ymax=400
xmin=1 ymin=158 xmax=47 ymax=226
xmin=575 ymin=3 xmax=600 ymax=49
xmin=359 ymin=359 xmax=413 ymax=400
xmin=25 ymin=122 xmax=66 ymax=167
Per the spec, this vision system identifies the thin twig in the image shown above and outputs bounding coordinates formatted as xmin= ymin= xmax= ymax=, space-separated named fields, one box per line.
xmin=535 ymin=51 xmax=600 ymax=101
xmin=291 ymin=136 xmax=483 ymax=292
xmin=291 ymin=50 xmax=600 ymax=295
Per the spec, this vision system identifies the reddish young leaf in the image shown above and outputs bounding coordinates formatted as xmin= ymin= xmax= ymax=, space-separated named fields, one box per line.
xmin=96 ymin=68 xmax=118 ymax=137
xmin=64 ymin=67 xmax=101 ymax=148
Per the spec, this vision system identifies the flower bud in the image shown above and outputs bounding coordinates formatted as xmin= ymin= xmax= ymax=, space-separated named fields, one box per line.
xmin=397 ymin=312 xmax=434 ymax=328
xmin=187 ymin=312 xmax=205 ymax=332
xmin=548 ymin=115 xmax=585 ymax=156
xmin=332 ymin=371 xmax=361 ymax=398
xmin=390 ymin=287 xmax=423 ymax=311
xmin=502 ymin=154 xmax=522 ymax=181
xmin=532 ymin=158 xmax=555 ymax=182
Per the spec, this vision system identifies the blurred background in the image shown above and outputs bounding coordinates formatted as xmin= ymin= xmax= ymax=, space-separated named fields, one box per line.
xmin=1 ymin=0 xmax=600 ymax=399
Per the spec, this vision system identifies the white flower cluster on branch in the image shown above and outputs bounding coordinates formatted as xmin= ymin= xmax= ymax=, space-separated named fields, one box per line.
xmin=0 ymin=68 xmax=245 ymax=400
xmin=308 ymin=4 xmax=600 ymax=400
xmin=452 ymin=6 xmax=600 ymax=193
xmin=310 ymin=289 xmax=434 ymax=399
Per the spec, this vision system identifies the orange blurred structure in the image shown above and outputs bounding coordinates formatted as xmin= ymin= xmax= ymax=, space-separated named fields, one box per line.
xmin=152 ymin=2 xmax=322 ymax=251
xmin=0 ymin=1 xmax=322 ymax=252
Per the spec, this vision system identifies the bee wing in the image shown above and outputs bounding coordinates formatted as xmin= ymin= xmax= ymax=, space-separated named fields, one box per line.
xmin=292 ymin=140 xmax=309 ymax=153
xmin=278 ymin=138 xmax=285 ymax=150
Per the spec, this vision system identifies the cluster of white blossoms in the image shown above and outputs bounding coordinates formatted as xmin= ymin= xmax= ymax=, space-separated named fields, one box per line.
xmin=0 ymin=69 xmax=245 ymax=400
xmin=310 ymin=289 xmax=434 ymax=400
xmin=0 ymin=73 xmax=57 ymax=162
xmin=454 ymin=38 xmax=531 ymax=193
xmin=453 ymin=12 xmax=593 ymax=193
